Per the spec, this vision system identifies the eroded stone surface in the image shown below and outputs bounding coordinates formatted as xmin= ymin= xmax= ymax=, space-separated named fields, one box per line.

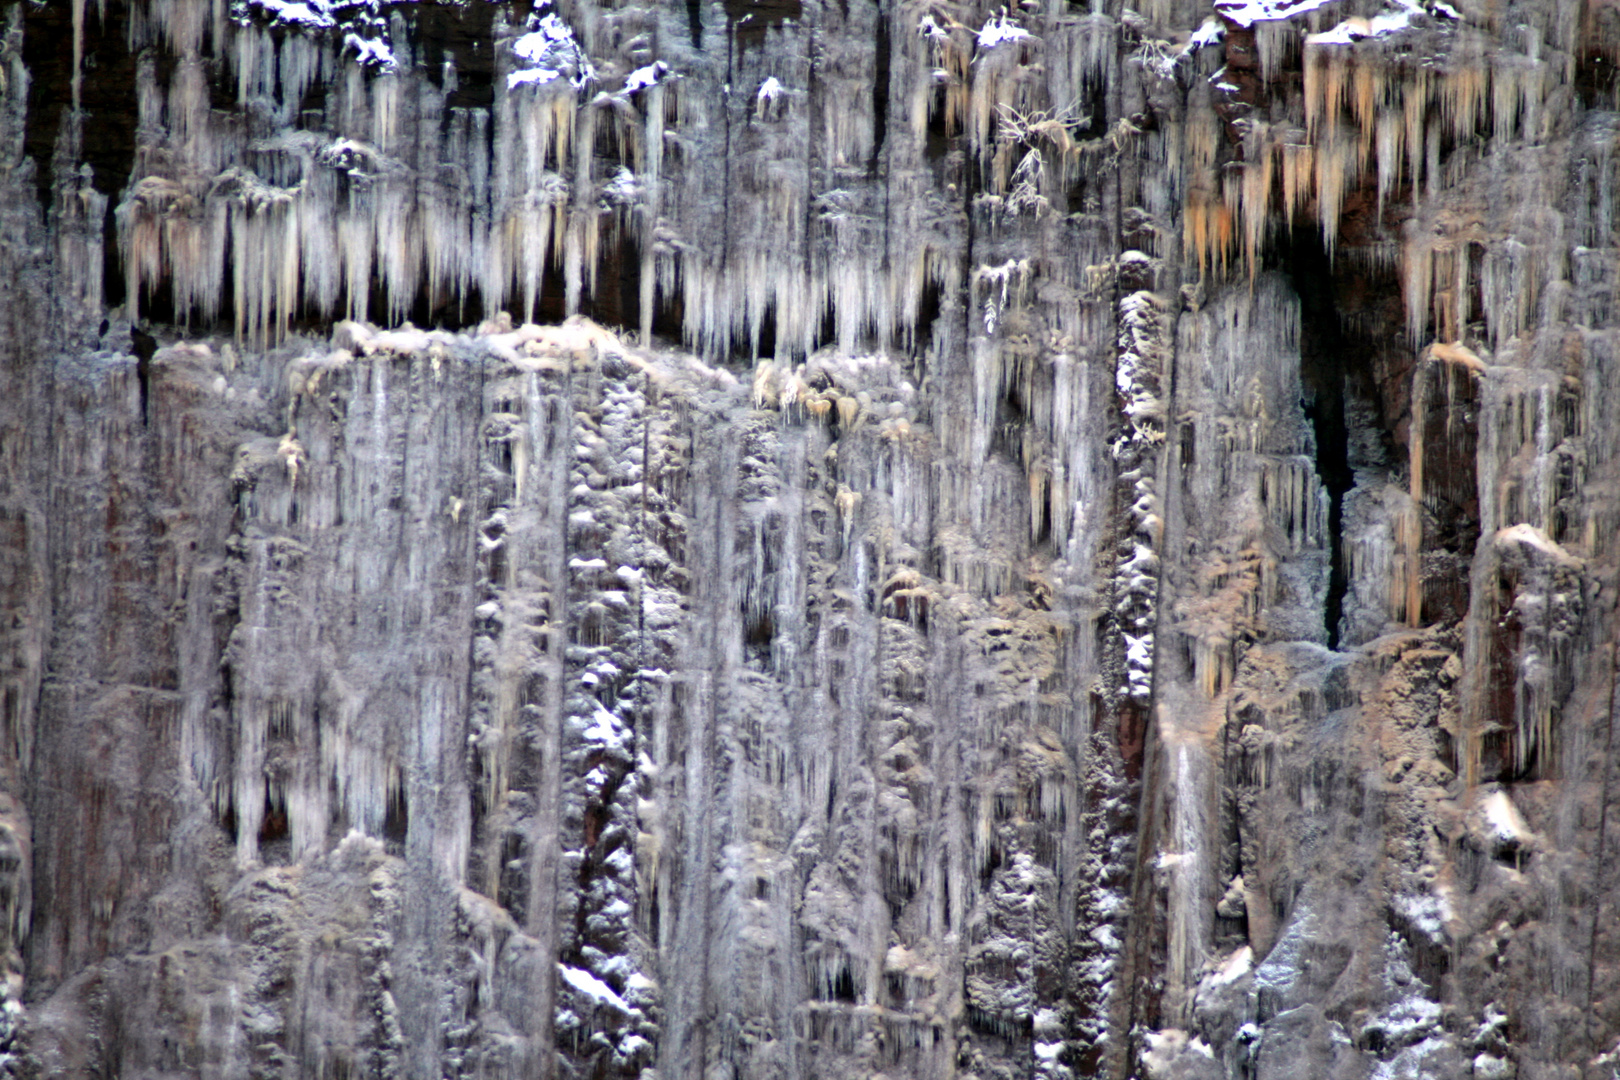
xmin=1 ymin=1 xmax=1620 ymax=1078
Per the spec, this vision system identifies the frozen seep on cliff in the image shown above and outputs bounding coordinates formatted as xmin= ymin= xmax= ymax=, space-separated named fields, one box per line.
xmin=2 ymin=0 xmax=1620 ymax=1076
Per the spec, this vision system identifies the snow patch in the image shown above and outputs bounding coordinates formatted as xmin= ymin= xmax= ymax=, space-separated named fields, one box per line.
xmin=1367 ymin=993 xmax=1442 ymax=1043
xmin=240 ymin=0 xmax=336 ymax=29
xmin=977 ymin=11 xmax=1031 ymax=48
xmin=1142 ymin=1030 xmax=1214 ymax=1080
xmin=1394 ymin=889 xmax=1452 ymax=944
xmin=558 ymin=964 xmax=630 ymax=1012
xmin=1253 ymin=899 xmax=1319 ymax=996
xmin=603 ymin=167 xmax=641 ymax=204
xmin=1369 ymin=1034 xmax=1450 ymax=1079
xmin=1213 ymin=945 xmax=1252 ymax=985
xmin=342 ymin=31 xmax=394 ymax=68
xmin=1189 ymin=18 xmax=1225 ymax=49
xmin=507 ymin=67 xmax=561 ymax=88
xmin=509 ymin=10 xmax=596 ymax=91
xmin=1495 ymin=523 xmax=1581 ymax=567
xmin=578 ymin=701 xmax=631 ymax=757
xmin=1305 ymin=8 xmax=1416 ymax=46
xmin=624 ymin=61 xmax=670 ymax=93
xmin=237 ymin=0 xmax=396 ymax=69
xmin=1480 ymin=788 xmax=1532 ymax=846
xmin=1214 ymin=0 xmax=1334 ymax=29
xmin=755 ymin=75 xmax=788 ymax=117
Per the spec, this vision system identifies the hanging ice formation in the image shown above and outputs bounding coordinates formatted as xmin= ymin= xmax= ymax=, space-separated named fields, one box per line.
xmin=5 ymin=0 xmax=1620 ymax=1078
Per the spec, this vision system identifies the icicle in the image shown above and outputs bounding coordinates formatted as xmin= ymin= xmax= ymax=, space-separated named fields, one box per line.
xmin=70 ymin=0 xmax=84 ymax=113
xmin=1240 ymin=124 xmax=1273 ymax=281
xmin=1406 ymin=354 xmax=1427 ymax=625
xmin=1402 ymin=221 xmax=1433 ymax=347
xmin=1404 ymin=69 xmax=1429 ymax=196
xmin=1441 ymin=53 xmax=1486 ymax=145
xmin=1280 ymin=140 xmax=1311 ymax=227
xmin=1492 ymin=62 xmax=1518 ymax=144
xmin=1352 ymin=63 xmax=1378 ymax=154
xmin=1314 ymin=123 xmax=1353 ymax=256
xmin=1375 ymin=108 xmax=1403 ymax=216
xmin=1255 ymin=21 xmax=1294 ymax=84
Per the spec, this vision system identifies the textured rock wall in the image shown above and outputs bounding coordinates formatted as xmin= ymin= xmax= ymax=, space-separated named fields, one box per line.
xmin=3 ymin=0 xmax=1620 ymax=1078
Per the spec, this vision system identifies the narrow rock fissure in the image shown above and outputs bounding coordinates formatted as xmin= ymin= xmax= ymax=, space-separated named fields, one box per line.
xmin=1287 ymin=227 xmax=1392 ymax=650
xmin=869 ymin=4 xmax=890 ymax=175
xmin=685 ymin=0 xmax=703 ymax=48
xmin=1286 ymin=230 xmax=1350 ymax=649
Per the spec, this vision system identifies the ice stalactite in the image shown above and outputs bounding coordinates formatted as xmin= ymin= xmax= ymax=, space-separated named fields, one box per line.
xmin=1434 ymin=347 xmax=1587 ymax=786
xmin=91 ymin=0 xmax=1108 ymax=365
xmin=1161 ymin=281 xmax=1318 ymax=700
xmin=44 ymin=0 xmax=1610 ymax=375
xmin=1160 ymin=741 xmax=1215 ymax=1019
xmin=1123 ymin=274 xmax=1333 ymax=1068
xmin=1165 ymin=0 xmax=1590 ymax=358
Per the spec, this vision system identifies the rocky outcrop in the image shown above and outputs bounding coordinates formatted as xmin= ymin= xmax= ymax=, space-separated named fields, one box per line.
xmin=2 ymin=0 xmax=1620 ymax=1078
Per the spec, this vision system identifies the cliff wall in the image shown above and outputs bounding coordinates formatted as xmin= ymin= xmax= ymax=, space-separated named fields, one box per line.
xmin=1 ymin=0 xmax=1619 ymax=1077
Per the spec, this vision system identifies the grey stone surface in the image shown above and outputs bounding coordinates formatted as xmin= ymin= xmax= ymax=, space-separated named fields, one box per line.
xmin=1 ymin=0 xmax=1620 ymax=1078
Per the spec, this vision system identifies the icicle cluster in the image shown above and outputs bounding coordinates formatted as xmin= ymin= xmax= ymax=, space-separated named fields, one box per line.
xmin=1164 ymin=0 xmax=1594 ymax=357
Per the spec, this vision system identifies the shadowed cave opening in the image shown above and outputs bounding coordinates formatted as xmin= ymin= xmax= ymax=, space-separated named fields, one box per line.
xmin=1284 ymin=225 xmax=1400 ymax=650
xmin=21 ymin=1 xmax=137 ymax=215
xmin=724 ymin=0 xmax=800 ymax=51
xmin=686 ymin=0 xmax=703 ymax=47
xmin=21 ymin=0 xmax=141 ymax=314
xmin=870 ymin=4 xmax=891 ymax=173
xmin=410 ymin=0 xmax=500 ymax=114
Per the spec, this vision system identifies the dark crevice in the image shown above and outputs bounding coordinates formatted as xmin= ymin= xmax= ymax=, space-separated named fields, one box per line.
xmin=1270 ymin=218 xmax=1409 ymax=649
xmin=869 ymin=7 xmax=890 ymax=174
xmin=103 ymin=199 xmax=126 ymax=313
xmin=1577 ymin=48 xmax=1620 ymax=110
xmin=408 ymin=2 xmax=498 ymax=112
xmin=1287 ymin=227 xmax=1357 ymax=650
xmin=728 ymin=302 xmax=777 ymax=361
xmin=912 ymin=274 xmax=942 ymax=362
xmin=923 ymin=85 xmax=952 ymax=162
xmin=613 ymin=232 xmax=645 ymax=338
xmin=724 ymin=0 xmax=800 ymax=51
xmin=829 ymin=966 xmax=856 ymax=1002
xmin=383 ymin=782 xmax=409 ymax=848
xmin=131 ymin=324 xmax=157 ymax=424
xmin=403 ymin=281 xmax=487 ymax=333
xmin=23 ymin=0 xmax=139 ymax=307
xmin=686 ymin=0 xmax=704 ymax=48
xmin=258 ymin=789 xmax=290 ymax=852
xmin=648 ymin=264 xmax=686 ymax=347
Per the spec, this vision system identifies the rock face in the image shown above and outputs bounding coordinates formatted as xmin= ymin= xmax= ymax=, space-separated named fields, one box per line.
xmin=2 ymin=0 xmax=1620 ymax=1077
